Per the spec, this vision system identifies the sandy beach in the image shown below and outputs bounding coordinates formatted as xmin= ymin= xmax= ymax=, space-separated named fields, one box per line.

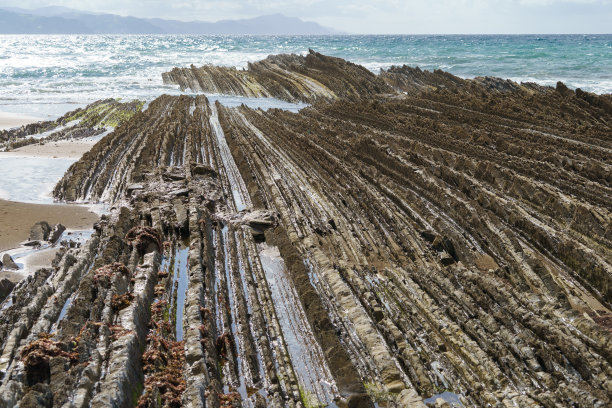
xmin=0 ymin=111 xmax=40 ymax=130
xmin=0 ymin=129 xmax=100 ymax=251
xmin=1 ymin=139 xmax=98 ymax=159
xmin=0 ymin=199 xmax=98 ymax=252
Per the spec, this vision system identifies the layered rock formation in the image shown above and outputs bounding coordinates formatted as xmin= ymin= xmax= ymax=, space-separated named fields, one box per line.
xmin=0 ymin=53 xmax=610 ymax=407
xmin=0 ymin=98 xmax=144 ymax=151
xmin=162 ymin=49 xmax=392 ymax=103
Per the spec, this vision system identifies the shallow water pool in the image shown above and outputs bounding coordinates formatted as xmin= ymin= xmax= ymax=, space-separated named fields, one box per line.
xmin=0 ymin=156 xmax=75 ymax=203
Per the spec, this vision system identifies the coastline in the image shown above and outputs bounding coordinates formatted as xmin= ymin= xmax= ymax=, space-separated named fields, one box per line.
xmin=0 ymin=46 xmax=609 ymax=407
xmin=0 ymin=128 xmax=101 ymax=252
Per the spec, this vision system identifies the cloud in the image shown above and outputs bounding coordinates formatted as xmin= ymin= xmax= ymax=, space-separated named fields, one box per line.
xmin=1 ymin=0 xmax=611 ymax=33
xmin=519 ymin=0 xmax=608 ymax=4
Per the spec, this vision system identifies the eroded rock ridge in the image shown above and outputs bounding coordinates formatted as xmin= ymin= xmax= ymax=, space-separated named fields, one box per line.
xmin=0 ymin=53 xmax=610 ymax=407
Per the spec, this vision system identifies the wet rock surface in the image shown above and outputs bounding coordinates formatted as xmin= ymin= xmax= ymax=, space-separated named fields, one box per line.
xmin=0 ymin=53 xmax=611 ymax=407
xmin=48 ymin=224 xmax=66 ymax=244
xmin=0 ymin=280 xmax=14 ymax=303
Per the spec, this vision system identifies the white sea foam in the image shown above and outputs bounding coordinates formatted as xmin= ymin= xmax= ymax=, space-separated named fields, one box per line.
xmin=0 ymin=34 xmax=609 ymax=119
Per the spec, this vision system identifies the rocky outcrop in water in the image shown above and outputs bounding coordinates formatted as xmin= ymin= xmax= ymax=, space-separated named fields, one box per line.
xmin=0 ymin=53 xmax=611 ymax=407
xmin=162 ymin=49 xmax=392 ymax=103
xmin=0 ymin=98 xmax=144 ymax=151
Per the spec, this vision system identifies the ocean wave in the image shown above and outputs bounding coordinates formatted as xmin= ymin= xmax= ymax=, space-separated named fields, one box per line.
xmin=0 ymin=34 xmax=610 ymax=114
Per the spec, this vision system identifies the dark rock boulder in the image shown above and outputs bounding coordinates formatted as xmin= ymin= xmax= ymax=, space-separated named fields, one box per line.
xmin=48 ymin=224 xmax=66 ymax=244
xmin=161 ymin=168 xmax=186 ymax=181
xmin=0 ymin=278 xmax=15 ymax=303
xmin=29 ymin=221 xmax=51 ymax=242
xmin=191 ymin=163 xmax=217 ymax=177
xmin=556 ymin=81 xmax=573 ymax=97
xmin=2 ymin=253 xmax=18 ymax=270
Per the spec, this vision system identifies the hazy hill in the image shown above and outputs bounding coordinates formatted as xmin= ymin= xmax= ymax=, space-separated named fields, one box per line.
xmin=0 ymin=9 xmax=94 ymax=34
xmin=0 ymin=7 xmax=337 ymax=35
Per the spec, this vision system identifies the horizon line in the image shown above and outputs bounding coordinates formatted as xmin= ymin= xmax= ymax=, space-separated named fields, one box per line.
xmin=0 ymin=33 xmax=610 ymax=36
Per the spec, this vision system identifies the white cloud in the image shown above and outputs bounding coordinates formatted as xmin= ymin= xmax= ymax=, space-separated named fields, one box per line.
xmin=519 ymin=0 xmax=607 ymax=4
xmin=1 ymin=0 xmax=611 ymax=33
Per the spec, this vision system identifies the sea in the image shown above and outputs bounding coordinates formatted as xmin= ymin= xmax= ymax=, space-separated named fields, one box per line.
xmin=0 ymin=34 xmax=610 ymax=119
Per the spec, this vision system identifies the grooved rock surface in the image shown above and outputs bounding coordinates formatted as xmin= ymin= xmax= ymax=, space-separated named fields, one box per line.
xmin=0 ymin=98 xmax=144 ymax=152
xmin=0 ymin=53 xmax=610 ymax=408
xmin=162 ymin=49 xmax=393 ymax=103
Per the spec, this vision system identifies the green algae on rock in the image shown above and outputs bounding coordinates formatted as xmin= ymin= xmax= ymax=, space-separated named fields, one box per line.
xmin=0 ymin=98 xmax=144 ymax=152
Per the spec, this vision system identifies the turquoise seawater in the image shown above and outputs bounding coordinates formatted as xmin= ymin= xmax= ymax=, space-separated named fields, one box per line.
xmin=0 ymin=34 xmax=610 ymax=117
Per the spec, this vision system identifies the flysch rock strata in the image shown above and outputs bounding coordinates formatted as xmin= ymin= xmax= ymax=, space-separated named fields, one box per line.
xmin=0 ymin=98 xmax=144 ymax=152
xmin=0 ymin=52 xmax=610 ymax=408
xmin=162 ymin=49 xmax=393 ymax=104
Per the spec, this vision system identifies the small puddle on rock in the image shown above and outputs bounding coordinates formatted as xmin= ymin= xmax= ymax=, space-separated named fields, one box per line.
xmin=0 ymin=297 xmax=13 ymax=312
xmin=170 ymin=242 xmax=189 ymax=341
xmin=208 ymin=103 xmax=250 ymax=212
xmin=424 ymin=391 xmax=464 ymax=407
xmin=258 ymin=243 xmax=338 ymax=407
xmin=221 ymin=226 xmax=249 ymax=401
xmin=50 ymin=253 xmax=97 ymax=333
xmin=207 ymin=94 xmax=308 ymax=112
xmin=50 ymin=293 xmax=74 ymax=333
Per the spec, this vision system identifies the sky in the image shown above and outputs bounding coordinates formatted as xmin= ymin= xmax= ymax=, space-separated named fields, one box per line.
xmin=1 ymin=0 xmax=611 ymax=34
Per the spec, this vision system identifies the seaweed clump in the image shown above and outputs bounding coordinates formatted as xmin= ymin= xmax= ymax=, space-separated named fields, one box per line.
xmin=111 ymin=293 xmax=134 ymax=311
xmin=125 ymin=226 xmax=163 ymax=254
xmin=20 ymin=333 xmax=79 ymax=385
xmin=215 ymin=332 xmax=235 ymax=363
xmin=138 ymin=340 xmax=185 ymax=408
xmin=93 ymin=262 xmax=130 ymax=287
xmin=219 ymin=391 xmax=241 ymax=407
xmin=137 ymin=298 xmax=186 ymax=407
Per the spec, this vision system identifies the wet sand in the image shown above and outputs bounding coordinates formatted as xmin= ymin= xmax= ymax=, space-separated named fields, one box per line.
xmin=2 ymin=248 xmax=62 ymax=283
xmin=1 ymin=139 xmax=97 ymax=159
xmin=0 ymin=199 xmax=99 ymax=252
xmin=0 ymin=111 xmax=40 ymax=130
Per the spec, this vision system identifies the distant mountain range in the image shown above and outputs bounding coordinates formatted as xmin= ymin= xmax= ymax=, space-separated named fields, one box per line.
xmin=0 ymin=7 xmax=338 ymax=35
